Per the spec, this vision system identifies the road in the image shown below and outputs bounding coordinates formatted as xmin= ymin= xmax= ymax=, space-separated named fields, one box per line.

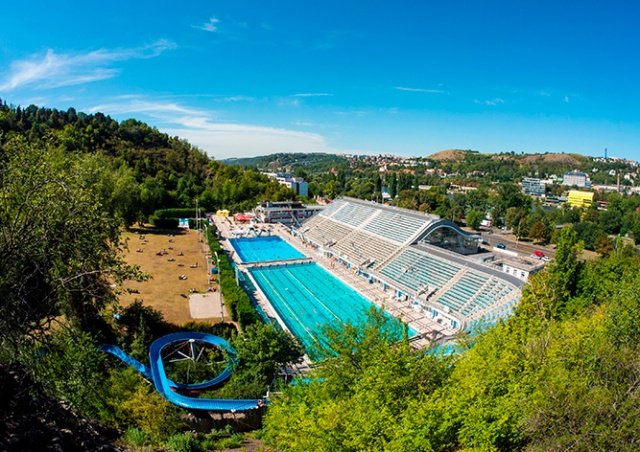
xmin=480 ymin=229 xmax=555 ymax=260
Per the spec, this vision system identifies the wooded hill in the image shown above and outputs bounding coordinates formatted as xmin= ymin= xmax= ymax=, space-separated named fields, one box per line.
xmin=0 ymin=101 xmax=303 ymax=450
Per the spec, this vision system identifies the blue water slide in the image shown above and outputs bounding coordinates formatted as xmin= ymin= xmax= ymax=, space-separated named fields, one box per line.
xmin=102 ymin=332 xmax=263 ymax=411
xmin=100 ymin=344 xmax=153 ymax=380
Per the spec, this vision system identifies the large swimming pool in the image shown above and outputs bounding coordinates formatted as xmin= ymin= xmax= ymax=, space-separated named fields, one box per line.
xmin=229 ymin=236 xmax=305 ymax=263
xmin=248 ymin=262 xmax=415 ymax=353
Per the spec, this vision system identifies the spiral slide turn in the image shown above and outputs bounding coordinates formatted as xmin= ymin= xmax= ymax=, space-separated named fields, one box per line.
xmin=101 ymin=332 xmax=263 ymax=411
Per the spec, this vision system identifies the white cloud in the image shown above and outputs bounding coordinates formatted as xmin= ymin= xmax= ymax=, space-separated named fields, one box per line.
xmin=88 ymin=96 xmax=338 ymax=160
xmin=293 ymin=93 xmax=332 ymax=97
xmin=564 ymin=96 xmax=570 ymax=103
xmin=89 ymin=98 xmax=208 ymax=118
xmin=222 ymin=95 xmax=255 ymax=102
xmin=0 ymin=40 xmax=175 ymax=91
xmin=396 ymin=86 xmax=444 ymax=93
xmin=193 ymin=17 xmax=220 ymax=32
xmin=163 ymin=122 xmax=337 ymax=160
xmin=474 ymin=98 xmax=505 ymax=106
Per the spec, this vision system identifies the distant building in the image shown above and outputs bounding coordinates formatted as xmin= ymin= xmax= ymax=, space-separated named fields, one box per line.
xmin=521 ymin=177 xmax=546 ymax=196
xmin=264 ymin=173 xmax=309 ymax=197
xmin=254 ymin=201 xmax=323 ymax=224
xmin=567 ymin=190 xmax=594 ymax=208
xmin=563 ymin=171 xmax=591 ymax=188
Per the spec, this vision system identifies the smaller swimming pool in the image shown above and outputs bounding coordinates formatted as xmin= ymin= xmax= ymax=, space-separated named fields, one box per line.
xmin=229 ymin=236 xmax=305 ymax=263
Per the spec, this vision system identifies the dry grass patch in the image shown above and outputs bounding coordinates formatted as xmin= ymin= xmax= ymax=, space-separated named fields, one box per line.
xmin=119 ymin=226 xmax=219 ymax=326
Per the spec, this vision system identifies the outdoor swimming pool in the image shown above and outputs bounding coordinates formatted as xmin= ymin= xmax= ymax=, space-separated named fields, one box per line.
xmin=229 ymin=236 xmax=305 ymax=263
xmin=248 ymin=262 xmax=416 ymax=353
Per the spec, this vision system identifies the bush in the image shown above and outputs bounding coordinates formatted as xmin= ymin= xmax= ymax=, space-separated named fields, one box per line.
xmin=166 ymin=433 xmax=201 ymax=452
xmin=123 ymin=427 xmax=150 ymax=448
xmin=216 ymin=433 xmax=245 ymax=449
xmin=149 ymin=216 xmax=179 ymax=229
xmin=154 ymin=208 xmax=200 ymax=219
xmin=99 ymin=367 xmax=184 ymax=441
xmin=206 ymin=228 xmax=259 ymax=329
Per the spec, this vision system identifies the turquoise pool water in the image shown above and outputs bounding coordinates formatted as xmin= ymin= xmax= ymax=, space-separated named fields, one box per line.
xmin=248 ymin=262 xmax=416 ymax=353
xmin=229 ymin=236 xmax=305 ymax=263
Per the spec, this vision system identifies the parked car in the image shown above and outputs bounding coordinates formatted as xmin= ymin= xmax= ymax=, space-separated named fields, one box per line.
xmin=534 ymin=250 xmax=545 ymax=258
xmin=497 ymin=243 xmax=506 ymax=249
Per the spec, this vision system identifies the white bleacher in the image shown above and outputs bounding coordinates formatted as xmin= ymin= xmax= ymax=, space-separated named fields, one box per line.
xmin=363 ymin=210 xmax=429 ymax=244
xmin=299 ymin=213 xmax=328 ymax=233
xmin=308 ymin=219 xmax=353 ymax=245
xmin=298 ymin=197 xmax=522 ymax=328
xmin=318 ymin=199 xmax=346 ymax=218
xmin=330 ymin=202 xmax=377 ymax=228
xmin=379 ymin=248 xmax=460 ymax=291
xmin=434 ymin=271 xmax=489 ymax=313
xmin=331 ymin=231 xmax=398 ymax=267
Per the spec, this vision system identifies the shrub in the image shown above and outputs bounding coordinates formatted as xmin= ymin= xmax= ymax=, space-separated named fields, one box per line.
xmin=123 ymin=427 xmax=150 ymax=448
xmin=166 ymin=433 xmax=201 ymax=452
xmin=149 ymin=216 xmax=179 ymax=229
xmin=154 ymin=208 xmax=200 ymax=219
xmin=206 ymin=228 xmax=259 ymax=329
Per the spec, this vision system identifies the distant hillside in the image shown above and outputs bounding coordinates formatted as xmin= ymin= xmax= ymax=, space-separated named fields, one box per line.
xmin=223 ymin=152 xmax=349 ymax=173
xmin=521 ymin=152 xmax=586 ymax=166
xmin=427 ymin=149 xmax=474 ymax=162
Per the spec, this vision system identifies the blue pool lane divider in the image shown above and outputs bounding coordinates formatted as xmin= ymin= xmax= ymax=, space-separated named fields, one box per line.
xmin=101 ymin=332 xmax=264 ymax=411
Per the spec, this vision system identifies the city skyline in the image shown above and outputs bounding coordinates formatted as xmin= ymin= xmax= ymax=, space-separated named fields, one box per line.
xmin=1 ymin=0 xmax=638 ymax=161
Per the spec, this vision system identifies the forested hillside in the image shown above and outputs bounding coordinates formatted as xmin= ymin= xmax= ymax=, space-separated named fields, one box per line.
xmin=0 ymin=102 xmax=302 ymax=450
xmin=0 ymin=99 xmax=299 ymax=220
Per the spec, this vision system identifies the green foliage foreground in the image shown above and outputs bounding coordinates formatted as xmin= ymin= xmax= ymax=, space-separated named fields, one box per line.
xmin=263 ymin=236 xmax=640 ymax=452
xmin=0 ymin=135 xmax=303 ymax=449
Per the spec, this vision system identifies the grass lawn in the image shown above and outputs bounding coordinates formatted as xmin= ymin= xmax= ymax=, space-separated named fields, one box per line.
xmin=118 ymin=226 xmax=220 ymax=326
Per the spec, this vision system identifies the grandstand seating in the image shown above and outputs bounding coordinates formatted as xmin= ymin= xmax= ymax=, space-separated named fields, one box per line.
xmin=436 ymin=271 xmax=488 ymax=312
xmin=304 ymin=219 xmax=352 ymax=245
xmin=330 ymin=202 xmax=377 ymax=228
xmin=331 ymin=231 xmax=398 ymax=267
xmin=363 ymin=210 xmax=430 ymax=244
xmin=298 ymin=197 xmax=521 ymax=327
xmin=299 ymin=214 xmax=328 ymax=234
xmin=379 ymin=248 xmax=460 ymax=291
xmin=318 ymin=200 xmax=345 ymax=218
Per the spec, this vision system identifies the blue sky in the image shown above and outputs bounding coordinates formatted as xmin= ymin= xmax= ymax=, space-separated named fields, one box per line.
xmin=1 ymin=0 xmax=639 ymax=161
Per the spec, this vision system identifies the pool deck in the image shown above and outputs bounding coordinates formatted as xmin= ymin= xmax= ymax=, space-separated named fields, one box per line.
xmin=211 ymin=216 xmax=455 ymax=354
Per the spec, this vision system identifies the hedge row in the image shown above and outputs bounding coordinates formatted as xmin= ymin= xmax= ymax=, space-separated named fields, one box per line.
xmin=149 ymin=217 xmax=179 ymax=229
xmin=154 ymin=208 xmax=202 ymax=219
xmin=207 ymin=227 xmax=259 ymax=329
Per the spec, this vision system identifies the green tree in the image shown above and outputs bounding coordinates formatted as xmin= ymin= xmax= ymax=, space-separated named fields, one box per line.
xmin=263 ymin=309 xmax=452 ymax=451
xmin=325 ymin=180 xmax=338 ymax=199
xmin=546 ymin=226 xmax=584 ymax=316
xmin=466 ymin=209 xmax=484 ymax=230
xmin=0 ymin=138 xmax=141 ymax=351
xmin=529 ymin=220 xmax=550 ymax=243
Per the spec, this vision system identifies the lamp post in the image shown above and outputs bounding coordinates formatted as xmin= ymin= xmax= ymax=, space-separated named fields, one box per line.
xmin=214 ymin=251 xmax=224 ymax=322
